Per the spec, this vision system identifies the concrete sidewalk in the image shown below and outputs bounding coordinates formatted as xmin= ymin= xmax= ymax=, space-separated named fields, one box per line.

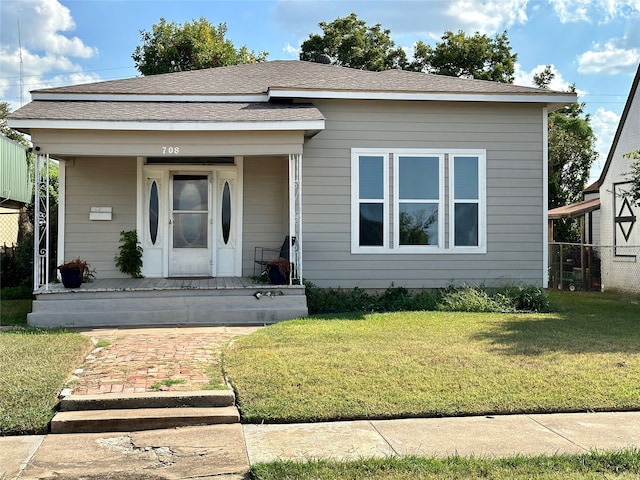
xmin=3 ymin=411 xmax=640 ymax=479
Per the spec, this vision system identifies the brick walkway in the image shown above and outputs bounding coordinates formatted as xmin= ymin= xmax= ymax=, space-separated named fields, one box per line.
xmin=71 ymin=326 xmax=261 ymax=395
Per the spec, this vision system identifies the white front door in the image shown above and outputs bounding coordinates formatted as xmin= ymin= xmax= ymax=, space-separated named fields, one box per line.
xmin=169 ymin=174 xmax=213 ymax=276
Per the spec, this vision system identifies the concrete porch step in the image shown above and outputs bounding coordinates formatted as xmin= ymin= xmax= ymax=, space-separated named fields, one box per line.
xmin=58 ymin=390 xmax=235 ymax=411
xmin=50 ymin=406 xmax=240 ymax=433
xmin=29 ymin=289 xmax=308 ymax=327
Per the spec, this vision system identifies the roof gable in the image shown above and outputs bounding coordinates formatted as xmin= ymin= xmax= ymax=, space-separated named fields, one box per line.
xmin=597 ymin=63 xmax=640 ymax=185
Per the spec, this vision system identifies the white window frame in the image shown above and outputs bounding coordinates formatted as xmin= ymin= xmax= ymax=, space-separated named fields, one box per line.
xmin=351 ymin=150 xmax=390 ymax=253
xmin=393 ymin=150 xmax=445 ymax=253
xmin=449 ymin=151 xmax=487 ymax=253
xmin=351 ymin=148 xmax=486 ymax=254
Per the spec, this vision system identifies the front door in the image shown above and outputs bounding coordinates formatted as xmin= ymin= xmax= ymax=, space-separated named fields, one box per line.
xmin=169 ymin=174 xmax=212 ymax=276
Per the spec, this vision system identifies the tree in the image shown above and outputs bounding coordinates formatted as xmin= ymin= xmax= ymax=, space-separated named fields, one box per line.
xmin=535 ymin=66 xmax=598 ymax=241
xmin=299 ymin=13 xmax=407 ymax=71
xmin=624 ymin=150 xmax=640 ymax=206
xmin=409 ymin=30 xmax=517 ymax=83
xmin=132 ymin=17 xmax=267 ymax=75
xmin=1 ymin=102 xmax=29 ymax=146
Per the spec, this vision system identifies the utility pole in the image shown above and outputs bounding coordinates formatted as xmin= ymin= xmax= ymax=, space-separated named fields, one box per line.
xmin=18 ymin=20 xmax=24 ymax=107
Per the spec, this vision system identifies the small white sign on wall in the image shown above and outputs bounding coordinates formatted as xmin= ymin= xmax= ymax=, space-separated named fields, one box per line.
xmin=90 ymin=206 xmax=112 ymax=221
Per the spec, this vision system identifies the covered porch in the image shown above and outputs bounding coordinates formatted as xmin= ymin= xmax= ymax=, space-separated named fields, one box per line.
xmin=28 ymin=276 xmax=308 ymax=327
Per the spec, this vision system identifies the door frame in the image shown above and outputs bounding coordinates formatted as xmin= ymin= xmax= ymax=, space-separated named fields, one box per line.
xmin=168 ymin=172 xmax=213 ymax=277
xmin=137 ymin=157 xmax=244 ymax=278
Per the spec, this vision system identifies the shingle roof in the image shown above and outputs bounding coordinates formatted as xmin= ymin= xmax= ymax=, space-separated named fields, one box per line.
xmin=31 ymin=60 xmax=565 ymax=97
xmin=9 ymin=101 xmax=324 ymax=123
xmin=9 ymin=60 xmax=575 ymax=133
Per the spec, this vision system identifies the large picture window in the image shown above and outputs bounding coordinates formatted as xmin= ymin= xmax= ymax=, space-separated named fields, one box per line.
xmin=396 ymin=154 xmax=444 ymax=249
xmin=352 ymin=149 xmax=485 ymax=254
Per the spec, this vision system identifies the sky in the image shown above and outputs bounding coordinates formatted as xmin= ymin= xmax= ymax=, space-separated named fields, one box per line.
xmin=1 ymin=0 xmax=640 ymax=182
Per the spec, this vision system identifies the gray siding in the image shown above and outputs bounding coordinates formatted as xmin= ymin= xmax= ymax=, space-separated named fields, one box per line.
xmin=299 ymin=100 xmax=546 ymax=288
xmin=242 ymin=155 xmax=288 ymax=276
xmin=64 ymin=157 xmax=137 ymax=278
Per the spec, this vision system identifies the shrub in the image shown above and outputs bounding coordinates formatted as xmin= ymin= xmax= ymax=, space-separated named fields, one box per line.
xmin=0 ymin=286 xmax=34 ymax=300
xmin=0 ymin=234 xmax=34 ymax=288
xmin=115 ymin=230 xmax=143 ymax=278
xmin=497 ymin=284 xmax=551 ymax=312
xmin=305 ymin=282 xmax=549 ymax=315
xmin=437 ymin=286 xmax=516 ymax=313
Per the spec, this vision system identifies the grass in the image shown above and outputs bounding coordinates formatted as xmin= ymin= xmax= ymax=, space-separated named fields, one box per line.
xmin=250 ymin=450 xmax=640 ymax=479
xmin=0 ymin=299 xmax=31 ymax=326
xmin=150 ymin=378 xmax=186 ymax=391
xmin=225 ymin=291 xmax=640 ymax=423
xmin=0 ymin=328 xmax=92 ymax=434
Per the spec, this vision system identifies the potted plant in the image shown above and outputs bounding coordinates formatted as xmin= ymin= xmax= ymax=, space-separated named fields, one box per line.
xmin=264 ymin=258 xmax=291 ymax=285
xmin=57 ymin=257 xmax=94 ymax=288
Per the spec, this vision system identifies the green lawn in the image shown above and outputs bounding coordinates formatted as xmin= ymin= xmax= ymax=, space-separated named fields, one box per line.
xmin=0 ymin=328 xmax=92 ymax=434
xmin=0 ymin=299 xmax=31 ymax=326
xmin=225 ymin=291 xmax=640 ymax=423
xmin=251 ymin=450 xmax=640 ymax=479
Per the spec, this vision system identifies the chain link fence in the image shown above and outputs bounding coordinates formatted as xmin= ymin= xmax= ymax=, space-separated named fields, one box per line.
xmin=0 ymin=209 xmax=20 ymax=252
xmin=549 ymin=243 xmax=640 ymax=294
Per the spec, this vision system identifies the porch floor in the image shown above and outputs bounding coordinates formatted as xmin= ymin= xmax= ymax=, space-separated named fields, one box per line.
xmin=36 ymin=276 xmax=283 ymax=294
xmin=30 ymin=277 xmax=308 ymax=328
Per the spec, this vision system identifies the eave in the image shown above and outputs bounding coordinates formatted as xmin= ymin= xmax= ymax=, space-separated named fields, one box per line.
xmin=8 ymin=119 xmax=326 ymax=135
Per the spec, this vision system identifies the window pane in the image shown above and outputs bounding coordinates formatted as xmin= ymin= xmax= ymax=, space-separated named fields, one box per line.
xmin=173 ymin=213 xmax=207 ymax=248
xmin=399 ymin=203 xmax=438 ymax=245
xmin=359 ymin=156 xmax=384 ymax=199
xmin=454 ymin=156 xmax=478 ymax=199
xmin=173 ymin=175 xmax=207 ymax=211
xmin=399 ymin=156 xmax=439 ymax=200
xmin=149 ymin=181 xmax=159 ymax=246
xmin=221 ymin=181 xmax=231 ymax=245
xmin=360 ymin=203 xmax=384 ymax=246
xmin=455 ymin=203 xmax=479 ymax=246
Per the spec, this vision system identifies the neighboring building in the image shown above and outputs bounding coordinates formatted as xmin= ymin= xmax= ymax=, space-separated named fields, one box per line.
xmin=597 ymin=63 xmax=640 ymax=293
xmin=8 ymin=60 xmax=575 ymax=294
xmin=0 ymin=135 xmax=31 ymax=247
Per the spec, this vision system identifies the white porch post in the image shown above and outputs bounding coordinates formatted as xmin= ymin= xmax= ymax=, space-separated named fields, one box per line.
xmin=33 ymin=153 xmax=51 ymax=290
xmin=289 ymin=153 xmax=302 ymax=285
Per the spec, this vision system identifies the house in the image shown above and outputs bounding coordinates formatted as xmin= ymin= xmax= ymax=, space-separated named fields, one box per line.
xmin=0 ymin=134 xmax=31 ymax=248
xmin=8 ymin=60 xmax=575 ymax=326
xmin=547 ymin=181 xmax=601 ymax=291
xmin=596 ymin=63 xmax=640 ymax=293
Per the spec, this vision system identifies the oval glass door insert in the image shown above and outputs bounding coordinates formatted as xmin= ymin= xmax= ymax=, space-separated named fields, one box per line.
xmin=149 ymin=181 xmax=159 ymax=245
xmin=221 ymin=181 xmax=231 ymax=244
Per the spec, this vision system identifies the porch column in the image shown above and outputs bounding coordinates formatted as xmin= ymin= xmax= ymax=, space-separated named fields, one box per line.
xmin=33 ymin=153 xmax=51 ymax=290
xmin=289 ymin=153 xmax=302 ymax=285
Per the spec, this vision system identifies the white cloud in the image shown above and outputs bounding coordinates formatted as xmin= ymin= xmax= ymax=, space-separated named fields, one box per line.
xmin=513 ymin=64 xmax=575 ymax=92
xmin=274 ymin=0 xmax=529 ymax=42
xmin=549 ymin=0 xmax=640 ymax=23
xmin=446 ymin=0 xmax=529 ymax=33
xmin=2 ymin=0 xmax=96 ymax=57
xmin=590 ymin=107 xmax=621 ymax=180
xmin=0 ymin=0 xmax=99 ymax=109
xmin=578 ymin=41 xmax=640 ymax=74
xmin=282 ymin=42 xmax=299 ymax=57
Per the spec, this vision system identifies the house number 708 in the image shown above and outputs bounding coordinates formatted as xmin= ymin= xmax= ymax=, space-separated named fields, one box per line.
xmin=162 ymin=146 xmax=180 ymax=154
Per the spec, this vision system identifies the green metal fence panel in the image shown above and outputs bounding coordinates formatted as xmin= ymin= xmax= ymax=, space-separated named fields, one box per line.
xmin=0 ymin=135 xmax=32 ymax=205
